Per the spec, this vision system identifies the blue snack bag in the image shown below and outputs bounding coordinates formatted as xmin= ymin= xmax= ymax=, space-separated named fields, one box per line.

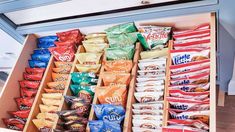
xmin=37 ymin=41 xmax=55 ymax=48
xmin=31 ymin=53 xmax=51 ymax=62
xmin=89 ymin=120 xmax=122 ymax=132
xmin=28 ymin=60 xmax=47 ymax=68
xmin=38 ymin=36 xmax=58 ymax=43
xmin=93 ymin=104 xmax=125 ymax=124
xmin=34 ymin=48 xmax=50 ymax=54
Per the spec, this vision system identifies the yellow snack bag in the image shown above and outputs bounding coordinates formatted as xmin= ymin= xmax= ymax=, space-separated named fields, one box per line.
xmin=39 ymin=104 xmax=59 ymax=113
xmin=54 ymin=61 xmax=73 ymax=68
xmin=102 ymin=72 xmax=131 ymax=86
xmin=47 ymin=81 xmax=68 ymax=90
xmin=83 ymin=43 xmax=108 ymax=53
xmin=76 ymin=64 xmax=101 ymax=73
xmin=41 ymin=98 xmax=61 ymax=106
xmin=85 ymin=32 xmax=107 ymax=39
xmin=82 ymin=37 xmax=107 ymax=44
xmin=36 ymin=112 xmax=58 ymax=121
xmin=76 ymin=53 xmax=102 ymax=65
xmin=32 ymin=119 xmax=54 ymax=130
xmin=52 ymin=73 xmax=69 ymax=82
xmin=140 ymin=48 xmax=168 ymax=59
xmin=42 ymin=93 xmax=63 ymax=100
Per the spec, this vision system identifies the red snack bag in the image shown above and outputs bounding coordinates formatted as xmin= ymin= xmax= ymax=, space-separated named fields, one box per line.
xmin=173 ymin=23 xmax=210 ymax=35
xmin=44 ymin=88 xmax=64 ymax=93
xmin=170 ymin=59 xmax=210 ymax=75
xmin=19 ymin=80 xmax=40 ymax=89
xmin=2 ymin=118 xmax=25 ymax=131
xmin=169 ymin=83 xmax=210 ymax=92
xmin=173 ymin=27 xmax=210 ymax=40
xmin=20 ymin=87 xmax=38 ymax=97
xmin=169 ymin=89 xmax=209 ymax=101
xmin=15 ymin=97 xmax=34 ymax=110
xmin=23 ymin=72 xmax=43 ymax=81
xmin=54 ymin=41 xmax=76 ymax=47
xmin=168 ymin=119 xmax=209 ymax=130
xmin=25 ymin=67 xmax=45 ymax=74
xmin=49 ymin=46 xmax=75 ymax=62
xmin=56 ymin=29 xmax=83 ymax=44
xmin=8 ymin=110 xmax=30 ymax=121
xmin=163 ymin=125 xmax=206 ymax=132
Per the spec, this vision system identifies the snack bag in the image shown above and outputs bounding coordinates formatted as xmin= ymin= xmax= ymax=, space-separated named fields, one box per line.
xmin=167 ymin=97 xmax=209 ymax=112
xmin=132 ymin=102 xmax=163 ymax=110
xmin=162 ymin=125 xmax=207 ymax=132
xmin=39 ymin=104 xmax=59 ymax=113
xmin=49 ymin=46 xmax=75 ymax=62
xmin=28 ymin=60 xmax=47 ymax=68
xmin=132 ymin=109 xmax=163 ymax=115
xmin=19 ymin=80 xmax=40 ymax=89
xmin=76 ymin=53 xmax=102 ymax=65
xmin=37 ymin=42 xmax=55 ymax=49
xmin=137 ymin=26 xmax=171 ymax=50
xmin=132 ymin=115 xmax=163 ymax=121
xmin=96 ymin=85 xmax=127 ymax=106
xmin=47 ymin=81 xmax=68 ymax=90
xmin=52 ymin=73 xmax=69 ymax=82
xmin=132 ymin=127 xmax=161 ymax=132
xmin=57 ymin=109 xmax=88 ymax=118
xmin=32 ymin=119 xmax=54 ymax=130
xmin=173 ymin=28 xmax=210 ymax=40
xmin=106 ymin=32 xmax=138 ymax=47
xmin=102 ymin=72 xmax=131 ymax=86
xmin=76 ymin=64 xmax=101 ymax=73
xmin=25 ymin=67 xmax=45 ymax=74
xmin=85 ymin=32 xmax=107 ymax=39
xmin=23 ymin=72 xmax=43 ymax=81
xmin=59 ymin=120 xmax=87 ymax=131
xmin=171 ymin=48 xmax=210 ymax=65
xmin=71 ymin=76 xmax=97 ymax=86
xmin=173 ymin=23 xmax=210 ymax=35
xmin=38 ymin=36 xmax=58 ymax=44
xmin=56 ymin=29 xmax=83 ymax=44
xmin=169 ymin=110 xmax=210 ymax=124
xmin=170 ymin=72 xmax=209 ymax=85
xmin=136 ymin=80 xmax=164 ymax=87
xmin=52 ymin=67 xmax=71 ymax=74
xmin=137 ymin=77 xmax=165 ymax=83
xmin=83 ymin=43 xmax=108 ymax=53
xmin=42 ymin=93 xmax=63 ymax=100
xmin=169 ymin=83 xmax=210 ymax=92
xmin=71 ymin=72 xmax=96 ymax=78
xmin=174 ymin=36 xmax=210 ymax=50
xmin=44 ymin=88 xmax=64 ymax=93
xmin=134 ymin=92 xmax=163 ymax=103
xmin=105 ymin=23 xmax=137 ymax=34
xmin=105 ymin=45 xmax=135 ymax=60
xmin=70 ymin=85 xmax=95 ymax=102
xmin=54 ymin=61 xmax=73 ymax=68
xmin=41 ymin=98 xmax=61 ymax=106
xmin=93 ymin=104 xmax=125 ymax=124
xmin=167 ymin=119 xmax=209 ymax=130
xmin=139 ymin=57 xmax=166 ymax=63
xmin=15 ymin=97 xmax=34 ymax=110
xmin=64 ymin=96 xmax=90 ymax=110
xmin=169 ymin=90 xmax=209 ymax=101
xmin=170 ymin=59 xmax=210 ymax=75
xmin=135 ymin=85 xmax=164 ymax=92
xmin=36 ymin=113 xmax=58 ymax=122
xmin=89 ymin=120 xmax=122 ymax=132
xmin=34 ymin=48 xmax=51 ymax=55
xmin=54 ymin=41 xmax=75 ymax=47
xmin=138 ymin=69 xmax=165 ymax=76
xmin=20 ymin=87 xmax=38 ymax=97
xmin=138 ymin=59 xmax=166 ymax=70
xmin=133 ymin=119 xmax=162 ymax=129
xmin=104 ymin=60 xmax=133 ymax=73
xmin=31 ymin=53 xmax=51 ymax=62
xmin=61 ymin=115 xmax=88 ymax=122
xmin=2 ymin=118 xmax=25 ymax=131
xmin=140 ymin=48 xmax=168 ymax=59
xmin=8 ymin=110 xmax=30 ymax=121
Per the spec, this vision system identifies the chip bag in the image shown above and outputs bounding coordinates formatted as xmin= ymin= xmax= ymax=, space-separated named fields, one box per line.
xmin=89 ymin=120 xmax=122 ymax=132
xmin=19 ymin=80 xmax=40 ymax=89
xmin=36 ymin=112 xmax=58 ymax=122
xmin=52 ymin=67 xmax=71 ymax=74
xmin=38 ymin=36 xmax=58 ymax=43
xmin=23 ymin=72 xmax=43 ymax=81
xmin=56 ymin=29 xmax=83 ymax=44
xmin=83 ymin=43 xmax=108 ymax=53
xmin=133 ymin=119 xmax=162 ymax=129
xmin=76 ymin=53 xmax=102 ymax=65
xmin=8 ymin=110 xmax=30 ymax=121
xmin=135 ymin=85 xmax=164 ymax=92
xmin=2 ymin=118 xmax=25 ymax=131
xmin=37 ymin=42 xmax=55 ymax=49
xmin=140 ymin=48 xmax=168 ymax=59
xmin=82 ymin=37 xmax=107 ymax=44
xmin=64 ymin=96 xmax=90 ymax=111
xmin=96 ymin=85 xmax=127 ymax=106
xmin=28 ymin=60 xmax=47 ymax=68
xmin=39 ymin=104 xmax=59 ymax=113
xmin=104 ymin=60 xmax=133 ymax=73
xmin=105 ymin=22 xmax=137 ymax=34
xmin=76 ymin=64 xmax=101 ymax=73
xmin=162 ymin=125 xmax=207 ymax=132
xmin=32 ymin=119 xmax=54 ymax=130
xmin=25 ymin=67 xmax=45 ymax=74
xmin=93 ymin=104 xmax=125 ymax=124
xmin=41 ymin=98 xmax=61 ymax=106
xmin=54 ymin=41 xmax=75 ymax=47
xmin=47 ymin=81 xmax=68 ymax=90
xmin=169 ymin=83 xmax=210 ymax=92
xmin=167 ymin=119 xmax=209 ymax=130
xmin=42 ymin=93 xmax=63 ymax=100
xmin=57 ymin=109 xmax=88 ymax=118
xmin=134 ymin=92 xmax=164 ymax=103
xmin=138 ymin=59 xmax=166 ymax=70
xmin=132 ymin=115 xmax=163 ymax=121
xmin=71 ymin=76 xmax=97 ymax=86
xmin=31 ymin=53 xmax=51 ymax=62
xmin=34 ymin=48 xmax=51 ymax=55
xmin=20 ymin=87 xmax=38 ymax=97
xmin=52 ymin=73 xmax=69 ymax=82
xmin=15 ymin=97 xmax=34 ymax=110
xmin=70 ymin=85 xmax=95 ymax=102
xmin=102 ymin=72 xmax=131 ymax=86
xmin=105 ymin=45 xmax=135 ymax=60
xmin=54 ymin=61 xmax=73 ymax=68
xmin=44 ymin=88 xmax=64 ymax=93
xmin=170 ymin=72 xmax=209 ymax=85
xmin=49 ymin=46 xmax=75 ymax=62
xmin=85 ymin=32 xmax=107 ymax=39
xmin=132 ymin=109 xmax=163 ymax=115
xmin=106 ymin=32 xmax=138 ymax=47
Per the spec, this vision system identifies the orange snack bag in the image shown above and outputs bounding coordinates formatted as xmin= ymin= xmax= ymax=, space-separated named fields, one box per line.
xmin=54 ymin=61 xmax=73 ymax=68
xmin=102 ymin=72 xmax=131 ymax=86
xmin=104 ymin=60 xmax=133 ymax=73
xmin=52 ymin=67 xmax=71 ymax=74
xmin=52 ymin=73 xmax=69 ymax=82
xmin=47 ymin=81 xmax=68 ymax=90
xmin=96 ymin=85 xmax=127 ymax=107
xmin=44 ymin=88 xmax=64 ymax=93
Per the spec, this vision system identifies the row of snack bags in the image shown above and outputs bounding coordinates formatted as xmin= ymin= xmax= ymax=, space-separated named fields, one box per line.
xmin=54 ymin=32 xmax=106 ymax=131
xmin=131 ymin=24 xmax=171 ymax=132
xmin=164 ymin=24 xmax=211 ymax=132
xmin=89 ymin=23 xmax=137 ymax=132
xmin=2 ymin=36 xmax=57 ymax=131
xmin=32 ymin=29 xmax=83 ymax=131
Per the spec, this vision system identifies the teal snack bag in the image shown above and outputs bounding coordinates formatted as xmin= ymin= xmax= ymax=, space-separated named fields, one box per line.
xmin=107 ymin=32 xmax=138 ymax=48
xmin=71 ymin=72 xmax=96 ymax=78
xmin=105 ymin=23 xmax=137 ymax=34
xmin=105 ymin=45 xmax=135 ymax=60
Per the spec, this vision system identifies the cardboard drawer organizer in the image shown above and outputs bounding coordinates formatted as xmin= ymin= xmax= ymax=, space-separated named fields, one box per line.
xmin=0 ymin=12 xmax=216 ymax=132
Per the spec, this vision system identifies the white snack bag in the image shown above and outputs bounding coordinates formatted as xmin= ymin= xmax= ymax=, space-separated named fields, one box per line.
xmin=133 ymin=115 xmax=163 ymax=121
xmin=139 ymin=57 xmax=166 ymax=63
xmin=138 ymin=60 xmax=166 ymax=70
xmin=138 ymin=69 xmax=165 ymax=76
xmin=132 ymin=102 xmax=163 ymax=110
xmin=135 ymin=85 xmax=164 ymax=92
xmin=132 ymin=127 xmax=162 ymax=132
xmin=137 ymin=77 xmax=165 ymax=83
xmin=132 ymin=119 xmax=162 ymax=129
xmin=136 ymin=80 xmax=164 ymax=87
xmin=134 ymin=92 xmax=164 ymax=103
xmin=132 ymin=109 xmax=163 ymax=115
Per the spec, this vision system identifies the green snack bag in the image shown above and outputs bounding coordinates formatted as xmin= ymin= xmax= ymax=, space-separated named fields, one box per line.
xmin=107 ymin=32 xmax=138 ymax=48
xmin=137 ymin=26 xmax=171 ymax=50
xmin=105 ymin=45 xmax=135 ymax=60
xmin=71 ymin=75 xmax=98 ymax=85
xmin=70 ymin=85 xmax=95 ymax=102
xmin=71 ymin=72 xmax=96 ymax=79
xmin=105 ymin=23 xmax=137 ymax=34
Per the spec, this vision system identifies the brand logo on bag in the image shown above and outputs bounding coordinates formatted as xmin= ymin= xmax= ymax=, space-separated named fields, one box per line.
xmin=173 ymin=54 xmax=191 ymax=65
xmin=59 ymin=53 xmax=72 ymax=61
